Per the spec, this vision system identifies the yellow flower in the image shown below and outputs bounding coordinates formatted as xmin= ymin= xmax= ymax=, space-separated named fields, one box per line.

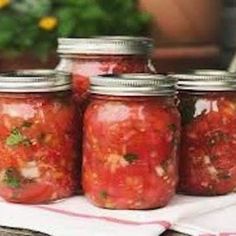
xmin=38 ymin=16 xmax=58 ymax=31
xmin=0 ymin=0 xmax=10 ymax=9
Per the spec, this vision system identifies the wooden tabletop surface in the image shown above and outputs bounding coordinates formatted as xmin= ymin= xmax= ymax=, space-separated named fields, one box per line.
xmin=0 ymin=227 xmax=188 ymax=236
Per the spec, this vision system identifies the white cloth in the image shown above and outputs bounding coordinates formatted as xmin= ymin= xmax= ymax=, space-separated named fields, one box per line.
xmin=0 ymin=194 xmax=236 ymax=236
xmin=174 ymin=204 xmax=236 ymax=235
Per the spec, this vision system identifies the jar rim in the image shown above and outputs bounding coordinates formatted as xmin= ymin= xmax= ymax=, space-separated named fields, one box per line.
xmin=171 ymin=70 xmax=236 ymax=91
xmin=190 ymin=69 xmax=236 ymax=77
xmin=57 ymin=36 xmax=154 ymax=55
xmin=0 ymin=70 xmax=71 ymax=93
xmin=90 ymin=74 xmax=177 ymax=96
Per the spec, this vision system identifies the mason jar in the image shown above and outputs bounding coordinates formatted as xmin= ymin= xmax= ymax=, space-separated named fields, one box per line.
xmin=56 ymin=37 xmax=155 ymax=104
xmin=82 ymin=74 xmax=180 ymax=209
xmin=0 ymin=70 xmax=79 ymax=203
xmin=175 ymin=71 xmax=236 ymax=195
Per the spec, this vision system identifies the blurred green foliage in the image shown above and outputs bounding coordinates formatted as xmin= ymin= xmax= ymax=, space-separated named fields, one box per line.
xmin=0 ymin=0 xmax=150 ymax=58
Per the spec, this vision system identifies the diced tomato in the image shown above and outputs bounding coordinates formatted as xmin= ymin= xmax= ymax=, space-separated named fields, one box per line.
xmin=18 ymin=183 xmax=54 ymax=204
xmin=73 ymin=75 xmax=90 ymax=100
xmin=0 ymin=183 xmax=54 ymax=204
xmin=0 ymin=187 xmax=14 ymax=200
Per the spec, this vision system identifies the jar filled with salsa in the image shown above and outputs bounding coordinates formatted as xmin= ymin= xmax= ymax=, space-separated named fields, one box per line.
xmin=176 ymin=71 xmax=236 ymax=195
xmin=0 ymin=70 xmax=79 ymax=203
xmin=82 ymin=74 xmax=180 ymax=209
xmin=56 ymin=37 xmax=155 ymax=103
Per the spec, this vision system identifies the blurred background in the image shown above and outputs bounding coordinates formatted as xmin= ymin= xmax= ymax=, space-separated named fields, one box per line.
xmin=0 ymin=0 xmax=234 ymax=72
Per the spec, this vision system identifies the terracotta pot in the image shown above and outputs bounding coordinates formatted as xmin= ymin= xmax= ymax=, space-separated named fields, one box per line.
xmin=0 ymin=53 xmax=58 ymax=71
xmin=139 ymin=0 xmax=222 ymax=46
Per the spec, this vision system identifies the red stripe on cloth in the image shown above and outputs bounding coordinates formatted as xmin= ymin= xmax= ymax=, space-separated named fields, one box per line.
xmin=36 ymin=206 xmax=171 ymax=229
xmin=220 ymin=234 xmax=236 ymax=236
xmin=200 ymin=233 xmax=236 ymax=236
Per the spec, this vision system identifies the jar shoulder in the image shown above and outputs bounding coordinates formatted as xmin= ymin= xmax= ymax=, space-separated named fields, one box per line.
xmin=85 ymin=97 xmax=180 ymax=126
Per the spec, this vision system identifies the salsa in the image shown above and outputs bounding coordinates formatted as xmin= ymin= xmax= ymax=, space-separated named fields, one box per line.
xmin=179 ymin=92 xmax=236 ymax=195
xmin=82 ymin=75 xmax=179 ymax=209
xmin=0 ymin=71 xmax=79 ymax=203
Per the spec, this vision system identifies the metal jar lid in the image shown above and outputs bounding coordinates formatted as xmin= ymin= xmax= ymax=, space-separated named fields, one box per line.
xmin=57 ymin=36 xmax=154 ymax=55
xmin=191 ymin=69 xmax=236 ymax=76
xmin=0 ymin=70 xmax=71 ymax=93
xmin=90 ymin=73 xmax=177 ymax=96
xmin=172 ymin=71 xmax=236 ymax=91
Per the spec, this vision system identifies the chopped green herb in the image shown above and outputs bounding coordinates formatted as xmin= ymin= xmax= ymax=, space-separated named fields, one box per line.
xmin=6 ymin=128 xmax=25 ymax=146
xmin=124 ymin=153 xmax=138 ymax=164
xmin=6 ymin=128 xmax=32 ymax=147
xmin=3 ymin=169 xmax=20 ymax=188
xmin=99 ymin=190 xmax=108 ymax=199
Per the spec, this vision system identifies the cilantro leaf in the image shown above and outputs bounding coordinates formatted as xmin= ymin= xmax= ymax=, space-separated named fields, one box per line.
xmin=6 ymin=128 xmax=25 ymax=146
xmin=3 ymin=169 xmax=21 ymax=188
xmin=124 ymin=153 xmax=138 ymax=164
xmin=6 ymin=127 xmax=32 ymax=147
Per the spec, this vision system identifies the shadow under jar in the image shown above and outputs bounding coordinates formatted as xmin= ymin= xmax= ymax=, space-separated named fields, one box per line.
xmin=56 ymin=37 xmax=155 ymax=104
xmin=82 ymin=74 xmax=180 ymax=209
xmin=0 ymin=70 xmax=79 ymax=204
xmin=175 ymin=71 xmax=236 ymax=195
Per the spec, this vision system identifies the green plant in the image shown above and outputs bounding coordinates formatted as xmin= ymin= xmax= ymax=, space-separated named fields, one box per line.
xmin=0 ymin=0 xmax=150 ymax=58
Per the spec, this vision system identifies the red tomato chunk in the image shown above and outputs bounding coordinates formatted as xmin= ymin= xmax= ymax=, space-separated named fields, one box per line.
xmin=82 ymin=96 xmax=180 ymax=209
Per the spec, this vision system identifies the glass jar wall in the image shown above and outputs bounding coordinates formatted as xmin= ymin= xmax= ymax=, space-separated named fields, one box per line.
xmin=0 ymin=71 xmax=79 ymax=203
xmin=176 ymin=72 xmax=236 ymax=195
xmin=82 ymin=74 xmax=180 ymax=209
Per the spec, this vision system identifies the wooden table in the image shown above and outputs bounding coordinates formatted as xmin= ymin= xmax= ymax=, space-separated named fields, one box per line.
xmin=0 ymin=227 xmax=188 ymax=236
xmin=0 ymin=227 xmax=49 ymax=236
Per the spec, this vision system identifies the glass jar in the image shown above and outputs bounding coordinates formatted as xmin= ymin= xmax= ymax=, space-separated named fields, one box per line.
xmin=176 ymin=71 xmax=236 ymax=195
xmin=0 ymin=70 xmax=79 ymax=203
xmin=56 ymin=37 xmax=155 ymax=103
xmin=82 ymin=74 xmax=180 ymax=209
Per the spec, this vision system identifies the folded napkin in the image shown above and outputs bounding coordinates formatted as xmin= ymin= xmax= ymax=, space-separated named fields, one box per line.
xmin=0 ymin=194 xmax=236 ymax=236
